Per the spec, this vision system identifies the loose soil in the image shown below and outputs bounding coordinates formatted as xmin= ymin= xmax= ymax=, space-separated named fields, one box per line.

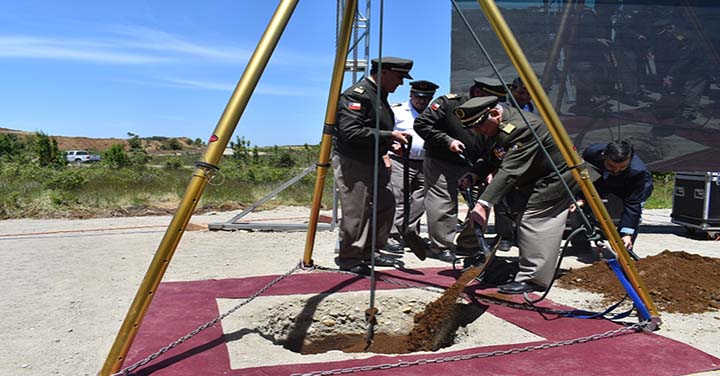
xmin=406 ymin=265 xmax=482 ymax=352
xmin=301 ymin=266 xmax=483 ymax=355
xmin=557 ymin=250 xmax=720 ymax=314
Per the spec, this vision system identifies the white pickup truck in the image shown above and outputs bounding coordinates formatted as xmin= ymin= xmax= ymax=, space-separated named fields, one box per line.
xmin=65 ymin=150 xmax=101 ymax=163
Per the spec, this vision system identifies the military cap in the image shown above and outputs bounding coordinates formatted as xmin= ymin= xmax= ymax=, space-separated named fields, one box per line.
xmin=409 ymin=80 xmax=439 ymax=97
xmin=454 ymin=96 xmax=500 ymax=128
xmin=371 ymin=57 xmax=414 ymax=79
xmin=473 ymin=77 xmax=506 ymax=96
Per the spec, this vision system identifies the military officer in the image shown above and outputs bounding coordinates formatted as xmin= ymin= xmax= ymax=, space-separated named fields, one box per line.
xmin=413 ymin=77 xmax=506 ymax=262
xmin=333 ymin=56 xmax=414 ymax=276
xmin=455 ymin=96 xmax=597 ymax=294
xmin=385 ymin=80 xmax=439 ymax=252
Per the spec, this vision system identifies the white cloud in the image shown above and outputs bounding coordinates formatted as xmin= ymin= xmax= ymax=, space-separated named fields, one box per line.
xmin=158 ymin=77 xmax=324 ymax=97
xmin=0 ymin=36 xmax=171 ymax=64
xmin=0 ymin=25 xmax=331 ymax=67
xmin=107 ymin=25 xmax=253 ymax=62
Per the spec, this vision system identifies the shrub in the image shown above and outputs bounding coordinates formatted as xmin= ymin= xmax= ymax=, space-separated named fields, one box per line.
xmin=0 ymin=133 xmax=25 ymax=160
xmin=103 ymin=144 xmax=130 ymax=168
xmin=275 ymin=151 xmax=296 ymax=168
xmin=161 ymin=138 xmax=183 ymax=150
xmin=129 ymin=149 xmax=150 ymax=167
xmin=44 ymin=168 xmax=88 ymax=191
xmin=165 ymin=157 xmax=183 ymax=169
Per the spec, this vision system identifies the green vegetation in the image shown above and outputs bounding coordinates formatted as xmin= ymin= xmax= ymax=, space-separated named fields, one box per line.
xmin=0 ymin=131 xmax=677 ymax=219
xmin=645 ymin=172 xmax=674 ymax=209
xmin=0 ymin=132 xmax=333 ymax=219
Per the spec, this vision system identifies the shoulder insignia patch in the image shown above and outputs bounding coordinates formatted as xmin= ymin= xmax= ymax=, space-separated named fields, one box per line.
xmin=445 ymin=93 xmax=460 ymax=99
xmin=500 ymin=122 xmax=516 ymax=134
xmin=353 ymin=86 xmax=366 ymax=94
xmin=430 ymin=102 xmax=441 ymax=111
xmin=348 ymin=102 xmax=362 ymax=111
xmin=492 ymin=146 xmax=507 ymax=160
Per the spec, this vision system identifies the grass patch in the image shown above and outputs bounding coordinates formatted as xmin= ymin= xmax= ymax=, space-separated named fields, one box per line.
xmin=646 ymin=172 xmax=674 ymax=209
xmin=0 ymin=146 xmax=676 ymax=219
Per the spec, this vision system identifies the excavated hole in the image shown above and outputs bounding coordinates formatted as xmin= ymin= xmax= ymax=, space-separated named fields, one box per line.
xmin=254 ymin=289 xmax=485 ymax=355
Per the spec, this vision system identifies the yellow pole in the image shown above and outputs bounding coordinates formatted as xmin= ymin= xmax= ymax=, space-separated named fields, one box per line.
xmin=477 ymin=0 xmax=659 ymax=319
xmin=99 ymin=1 xmax=300 ymax=374
xmin=302 ymin=0 xmax=357 ymax=266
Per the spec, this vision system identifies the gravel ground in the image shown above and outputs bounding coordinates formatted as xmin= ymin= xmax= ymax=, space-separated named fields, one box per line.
xmin=0 ymin=207 xmax=718 ymax=375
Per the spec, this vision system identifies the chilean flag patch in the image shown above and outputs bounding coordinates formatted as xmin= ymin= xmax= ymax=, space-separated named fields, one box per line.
xmin=431 ymin=102 xmax=440 ymax=111
xmin=348 ymin=102 xmax=362 ymax=110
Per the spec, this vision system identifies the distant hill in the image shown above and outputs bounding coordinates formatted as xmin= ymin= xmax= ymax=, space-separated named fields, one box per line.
xmin=0 ymin=127 xmax=201 ymax=154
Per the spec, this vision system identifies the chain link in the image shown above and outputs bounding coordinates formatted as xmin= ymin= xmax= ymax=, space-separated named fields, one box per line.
xmin=112 ymin=263 xmax=648 ymax=375
xmin=291 ymin=321 xmax=649 ymax=376
xmin=112 ymin=264 xmax=302 ymax=376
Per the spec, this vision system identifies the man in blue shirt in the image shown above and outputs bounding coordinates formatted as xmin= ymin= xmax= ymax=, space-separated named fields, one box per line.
xmin=582 ymin=140 xmax=654 ymax=251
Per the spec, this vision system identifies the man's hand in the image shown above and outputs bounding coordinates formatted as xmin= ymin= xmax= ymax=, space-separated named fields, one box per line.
xmin=569 ymin=199 xmax=585 ymax=212
xmin=449 ymin=139 xmax=465 ymax=154
xmin=621 ymin=234 xmax=633 ymax=250
xmin=458 ymin=172 xmax=479 ymax=190
xmin=382 ymin=154 xmax=392 ymax=169
xmin=469 ymin=202 xmax=488 ymax=230
xmin=391 ymin=131 xmax=410 ymax=144
xmin=390 ymin=142 xmax=403 ymax=156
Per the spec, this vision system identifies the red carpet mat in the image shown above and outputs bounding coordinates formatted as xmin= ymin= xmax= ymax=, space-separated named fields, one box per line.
xmin=122 ymin=267 xmax=720 ymax=375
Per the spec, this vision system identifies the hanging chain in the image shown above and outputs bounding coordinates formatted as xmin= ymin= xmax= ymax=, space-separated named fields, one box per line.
xmin=111 ymin=264 xmax=301 ymax=376
xmin=112 ymin=264 xmax=648 ymax=375
xmin=291 ymin=321 xmax=648 ymax=376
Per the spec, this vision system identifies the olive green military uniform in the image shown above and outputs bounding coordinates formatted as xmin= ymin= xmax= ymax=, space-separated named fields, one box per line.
xmin=333 ymin=77 xmax=397 ymax=269
xmin=471 ymin=106 xmax=595 ymax=288
xmin=414 ymin=93 xmax=485 ymax=254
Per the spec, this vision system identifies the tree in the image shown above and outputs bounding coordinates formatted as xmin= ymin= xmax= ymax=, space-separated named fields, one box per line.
xmin=32 ymin=131 xmax=64 ymax=167
xmin=230 ymin=135 xmax=251 ymax=165
xmin=127 ymin=132 xmax=142 ymax=150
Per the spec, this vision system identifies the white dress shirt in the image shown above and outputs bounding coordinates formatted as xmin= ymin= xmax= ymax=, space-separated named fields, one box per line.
xmin=391 ymin=101 xmax=426 ymax=160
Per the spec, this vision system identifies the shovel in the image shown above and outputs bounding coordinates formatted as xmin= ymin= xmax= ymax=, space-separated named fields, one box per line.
xmin=406 ymin=166 xmax=502 ymax=352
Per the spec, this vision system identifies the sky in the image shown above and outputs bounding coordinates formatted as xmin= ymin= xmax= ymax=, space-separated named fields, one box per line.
xmin=0 ymin=0 xmax=455 ymax=147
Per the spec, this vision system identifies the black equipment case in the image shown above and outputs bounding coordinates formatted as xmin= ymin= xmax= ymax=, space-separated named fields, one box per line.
xmin=671 ymin=172 xmax=720 ymax=234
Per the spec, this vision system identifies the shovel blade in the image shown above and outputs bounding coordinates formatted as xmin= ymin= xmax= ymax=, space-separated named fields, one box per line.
xmin=403 ymin=231 xmax=427 ymax=261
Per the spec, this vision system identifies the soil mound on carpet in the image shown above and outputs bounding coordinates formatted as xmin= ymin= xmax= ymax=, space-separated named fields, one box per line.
xmin=557 ymin=250 xmax=720 ymax=313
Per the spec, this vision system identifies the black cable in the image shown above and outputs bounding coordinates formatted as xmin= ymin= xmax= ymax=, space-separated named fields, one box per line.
xmin=522 ymin=225 xmax=586 ymax=305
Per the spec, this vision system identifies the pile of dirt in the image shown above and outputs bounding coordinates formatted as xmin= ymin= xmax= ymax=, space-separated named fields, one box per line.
xmin=406 ymin=265 xmax=480 ymax=352
xmin=0 ymin=127 xmax=201 ymax=154
xmin=557 ymin=250 xmax=720 ymax=313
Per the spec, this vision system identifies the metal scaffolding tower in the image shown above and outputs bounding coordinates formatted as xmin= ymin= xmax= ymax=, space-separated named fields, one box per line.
xmin=340 ymin=0 xmax=371 ymax=80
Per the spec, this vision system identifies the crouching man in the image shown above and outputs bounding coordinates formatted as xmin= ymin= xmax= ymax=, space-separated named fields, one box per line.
xmin=455 ymin=96 xmax=597 ymax=294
